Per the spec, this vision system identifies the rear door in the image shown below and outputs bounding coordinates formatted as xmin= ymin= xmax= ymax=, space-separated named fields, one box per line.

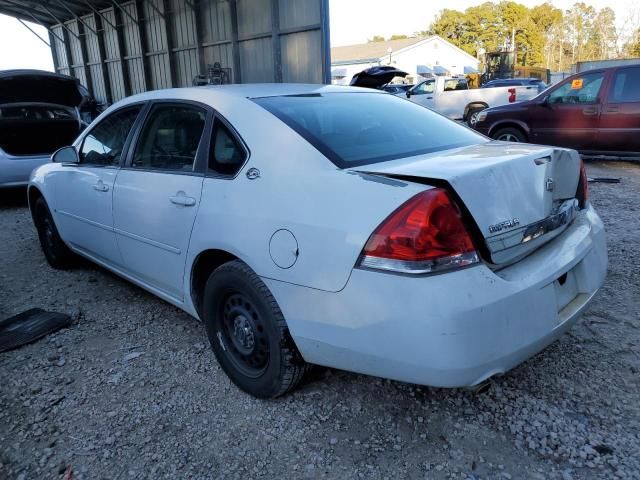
xmin=112 ymin=102 xmax=209 ymax=301
xmin=53 ymin=104 xmax=143 ymax=264
xmin=528 ymin=71 xmax=606 ymax=150
xmin=597 ymin=66 xmax=640 ymax=154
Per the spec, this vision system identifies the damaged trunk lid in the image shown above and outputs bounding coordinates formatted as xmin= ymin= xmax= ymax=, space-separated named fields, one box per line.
xmin=0 ymin=70 xmax=83 ymax=107
xmin=356 ymin=142 xmax=582 ymax=266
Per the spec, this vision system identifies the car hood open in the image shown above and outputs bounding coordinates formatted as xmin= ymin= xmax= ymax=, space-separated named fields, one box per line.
xmin=349 ymin=66 xmax=408 ymax=89
xmin=0 ymin=70 xmax=83 ymax=107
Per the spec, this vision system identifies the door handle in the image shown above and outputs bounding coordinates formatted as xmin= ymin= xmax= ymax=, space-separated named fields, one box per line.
xmin=582 ymin=107 xmax=598 ymax=116
xmin=605 ymin=106 xmax=619 ymax=113
xmin=93 ymin=180 xmax=109 ymax=192
xmin=169 ymin=191 xmax=196 ymax=207
xmin=426 ymin=96 xmax=433 ymax=99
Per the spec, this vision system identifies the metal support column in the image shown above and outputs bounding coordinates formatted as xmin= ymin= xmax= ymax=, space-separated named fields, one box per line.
xmin=190 ymin=0 xmax=206 ymax=73
xmin=320 ymin=0 xmax=331 ymax=84
xmin=134 ymin=0 xmax=152 ymax=90
xmin=271 ymin=0 xmax=282 ymax=82
xmin=228 ymin=0 xmax=241 ymax=83
xmin=161 ymin=0 xmax=177 ymax=87
xmin=111 ymin=6 xmax=132 ymax=97
xmin=92 ymin=12 xmax=114 ymax=104
xmin=48 ymin=30 xmax=61 ymax=73
xmin=76 ymin=20 xmax=94 ymax=95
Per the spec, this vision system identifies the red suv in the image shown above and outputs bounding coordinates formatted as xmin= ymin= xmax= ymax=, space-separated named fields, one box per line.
xmin=473 ymin=65 xmax=640 ymax=157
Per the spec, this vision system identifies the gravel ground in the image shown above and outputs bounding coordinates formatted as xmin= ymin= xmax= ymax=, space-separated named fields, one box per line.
xmin=1 ymin=161 xmax=639 ymax=480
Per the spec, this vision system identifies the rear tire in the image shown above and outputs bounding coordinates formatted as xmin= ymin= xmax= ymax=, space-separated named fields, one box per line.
xmin=33 ymin=197 xmax=76 ymax=269
xmin=492 ymin=127 xmax=527 ymax=143
xmin=202 ymin=260 xmax=309 ymax=398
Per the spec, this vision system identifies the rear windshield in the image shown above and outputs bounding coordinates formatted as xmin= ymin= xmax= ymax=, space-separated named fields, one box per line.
xmin=253 ymin=92 xmax=486 ymax=168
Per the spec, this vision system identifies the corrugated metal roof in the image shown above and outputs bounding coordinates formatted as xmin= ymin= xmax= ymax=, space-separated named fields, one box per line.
xmin=331 ymin=37 xmax=425 ymax=63
xmin=331 ymin=35 xmax=479 ymax=66
xmin=0 ymin=1 xmax=113 ymax=26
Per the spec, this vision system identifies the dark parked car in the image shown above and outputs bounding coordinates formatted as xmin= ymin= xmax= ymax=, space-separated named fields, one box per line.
xmin=481 ymin=78 xmax=548 ymax=93
xmin=473 ymin=66 xmax=640 ymax=158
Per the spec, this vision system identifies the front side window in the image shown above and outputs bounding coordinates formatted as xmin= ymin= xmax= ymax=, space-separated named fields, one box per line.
xmin=548 ymin=72 xmax=604 ymax=105
xmin=609 ymin=67 xmax=640 ymax=103
xmin=412 ymin=80 xmax=435 ymax=95
xmin=209 ymin=120 xmax=246 ymax=175
xmin=132 ymin=104 xmax=206 ymax=171
xmin=80 ymin=105 xmax=142 ymax=165
xmin=254 ymin=92 xmax=486 ymax=168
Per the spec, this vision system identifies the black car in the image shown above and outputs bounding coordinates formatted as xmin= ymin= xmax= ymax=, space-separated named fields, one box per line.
xmin=382 ymin=84 xmax=413 ymax=95
xmin=482 ymin=78 xmax=547 ymax=93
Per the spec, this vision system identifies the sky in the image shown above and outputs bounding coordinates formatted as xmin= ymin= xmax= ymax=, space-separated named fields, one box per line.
xmin=0 ymin=0 xmax=637 ymax=72
xmin=329 ymin=0 xmax=638 ymax=46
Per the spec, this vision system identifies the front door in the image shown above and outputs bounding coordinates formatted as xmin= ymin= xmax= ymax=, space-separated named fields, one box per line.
xmin=598 ymin=66 xmax=640 ymax=154
xmin=53 ymin=105 xmax=143 ymax=264
xmin=528 ymin=71 xmax=606 ymax=151
xmin=408 ymin=79 xmax=436 ymax=110
xmin=113 ymin=103 xmax=208 ymax=300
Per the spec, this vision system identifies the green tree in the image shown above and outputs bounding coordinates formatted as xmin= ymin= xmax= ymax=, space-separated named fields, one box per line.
xmin=368 ymin=35 xmax=385 ymax=43
xmin=389 ymin=34 xmax=408 ymax=40
xmin=592 ymin=7 xmax=618 ymax=59
xmin=623 ymin=28 xmax=640 ymax=57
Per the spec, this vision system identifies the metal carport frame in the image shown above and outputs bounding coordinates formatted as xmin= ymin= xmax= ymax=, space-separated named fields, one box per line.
xmin=0 ymin=0 xmax=331 ymax=105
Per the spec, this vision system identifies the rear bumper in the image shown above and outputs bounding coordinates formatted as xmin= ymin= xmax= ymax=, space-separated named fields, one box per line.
xmin=264 ymin=204 xmax=607 ymax=387
xmin=0 ymin=151 xmax=50 ymax=187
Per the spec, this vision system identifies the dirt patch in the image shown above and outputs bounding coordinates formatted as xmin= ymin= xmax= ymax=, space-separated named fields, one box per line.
xmin=1 ymin=162 xmax=639 ymax=479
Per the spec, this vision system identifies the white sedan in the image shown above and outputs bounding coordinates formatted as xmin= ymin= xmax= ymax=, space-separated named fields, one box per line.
xmin=28 ymin=84 xmax=607 ymax=398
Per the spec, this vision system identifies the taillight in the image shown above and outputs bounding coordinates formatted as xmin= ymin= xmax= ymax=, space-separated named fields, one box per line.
xmin=358 ymin=188 xmax=479 ymax=274
xmin=508 ymin=88 xmax=516 ymax=103
xmin=577 ymin=160 xmax=589 ymax=208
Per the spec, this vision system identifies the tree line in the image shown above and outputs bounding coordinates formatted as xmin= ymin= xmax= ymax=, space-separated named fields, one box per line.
xmin=406 ymin=1 xmax=640 ymax=71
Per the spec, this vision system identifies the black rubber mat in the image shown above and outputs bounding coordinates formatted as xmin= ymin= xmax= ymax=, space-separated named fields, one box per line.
xmin=0 ymin=308 xmax=71 ymax=353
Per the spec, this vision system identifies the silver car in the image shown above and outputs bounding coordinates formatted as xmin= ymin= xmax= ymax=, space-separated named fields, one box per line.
xmin=0 ymin=70 xmax=85 ymax=188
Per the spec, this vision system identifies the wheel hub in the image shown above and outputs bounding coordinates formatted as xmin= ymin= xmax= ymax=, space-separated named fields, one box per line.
xmin=231 ymin=314 xmax=255 ymax=355
xmin=220 ymin=293 xmax=269 ymax=376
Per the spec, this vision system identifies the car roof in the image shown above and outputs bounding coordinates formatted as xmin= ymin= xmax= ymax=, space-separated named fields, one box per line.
xmin=116 ymin=83 xmax=375 ymax=106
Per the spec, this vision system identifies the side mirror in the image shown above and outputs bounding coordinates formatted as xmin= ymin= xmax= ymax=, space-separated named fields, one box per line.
xmin=538 ymin=96 xmax=550 ymax=107
xmin=406 ymin=90 xmax=412 ymax=98
xmin=52 ymin=146 xmax=79 ymax=164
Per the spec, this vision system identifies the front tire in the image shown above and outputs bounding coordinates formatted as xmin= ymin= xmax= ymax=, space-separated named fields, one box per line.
xmin=466 ymin=106 xmax=486 ymax=127
xmin=492 ymin=127 xmax=527 ymax=143
xmin=203 ymin=260 xmax=309 ymax=398
xmin=33 ymin=197 xmax=76 ymax=269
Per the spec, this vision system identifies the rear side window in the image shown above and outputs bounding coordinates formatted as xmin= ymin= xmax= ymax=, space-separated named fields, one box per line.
xmin=609 ymin=67 xmax=640 ymax=103
xmin=80 ymin=105 xmax=141 ymax=165
xmin=208 ymin=120 xmax=246 ymax=176
xmin=132 ymin=104 xmax=205 ymax=171
xmin=253 ymin=92 xmax=485 ymax=168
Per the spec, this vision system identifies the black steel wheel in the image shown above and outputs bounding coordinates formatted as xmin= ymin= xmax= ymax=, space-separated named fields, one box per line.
xmin=203 ymin=260 xmax=309 ymax=398
xmin=220 ymin=292 xmax=270 ymax=378
xmin=32 ymin=196 xmax=76 ymax=269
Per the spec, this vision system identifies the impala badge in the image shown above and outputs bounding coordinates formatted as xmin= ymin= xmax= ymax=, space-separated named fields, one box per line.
xmin=246 ymin=167 xmax=260 ymax=180
xmin=489 ymin=218 xmax=520 ymax=234
xmin=546 ymin=177 xmax=555 ymax=192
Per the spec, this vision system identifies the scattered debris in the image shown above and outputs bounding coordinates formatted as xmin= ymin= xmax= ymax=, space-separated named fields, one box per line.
xmin=0 ymin=308 xmax=71 ymax=353
xmin=588 ymin=177 xmax=621 ymax=183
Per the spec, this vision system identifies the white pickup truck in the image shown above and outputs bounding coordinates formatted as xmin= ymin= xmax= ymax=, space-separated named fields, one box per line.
xmin=406 ymin=77 xmax=539 ymax=125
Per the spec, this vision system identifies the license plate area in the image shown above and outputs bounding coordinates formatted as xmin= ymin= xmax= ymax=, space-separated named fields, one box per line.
xmin=554 ymin=268 xmax=578 ymax=314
